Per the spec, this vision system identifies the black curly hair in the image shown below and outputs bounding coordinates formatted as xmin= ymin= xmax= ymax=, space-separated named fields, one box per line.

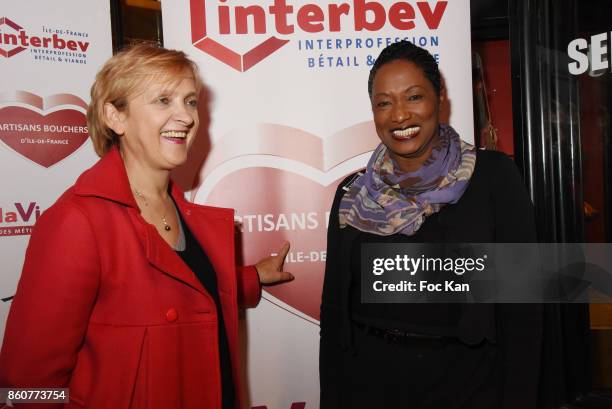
xmin=367 ymin=40 xmax=441 ymax=98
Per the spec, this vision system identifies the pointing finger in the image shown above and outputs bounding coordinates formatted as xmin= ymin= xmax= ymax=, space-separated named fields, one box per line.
xmin=278 ymin=271 xmax=294 ymax=282
xmin=277 ymin=241 xmax=290 ymax=261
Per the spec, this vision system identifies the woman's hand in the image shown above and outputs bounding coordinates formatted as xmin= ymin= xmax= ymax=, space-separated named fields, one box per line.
xmin=255 ymin=241 xmax=294 ymax=285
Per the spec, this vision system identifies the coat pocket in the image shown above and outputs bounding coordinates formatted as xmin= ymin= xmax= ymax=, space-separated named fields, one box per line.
xmin=69 ymin=323 xmax=147 ymax=409
xmin=64 ymin=395 xmax=86 ymax=407
xmin=140 ymin=322 xmax=220 ymax=409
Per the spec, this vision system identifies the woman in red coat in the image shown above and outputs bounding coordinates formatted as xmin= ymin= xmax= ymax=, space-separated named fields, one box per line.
xmin=0 ymin=44 xmax=292 ymax=409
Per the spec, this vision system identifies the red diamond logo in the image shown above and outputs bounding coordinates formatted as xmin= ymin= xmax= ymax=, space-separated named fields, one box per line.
xmin=189 ymin=0 xmax=289 ymax=72
xmin=0 ymin=17 xmax=27 ymax=58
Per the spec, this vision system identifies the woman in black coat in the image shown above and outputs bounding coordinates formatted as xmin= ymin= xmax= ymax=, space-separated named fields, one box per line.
xmin=319 ymin=41 xmax=543 ymax=409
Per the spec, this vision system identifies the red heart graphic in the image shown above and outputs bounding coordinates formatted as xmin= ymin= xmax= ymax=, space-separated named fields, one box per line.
xmin=0 ymin=106 xmax=88 ymax=167
xmin=196 ymin=122 xmax=379 ymax=322
xmin=207 ymin=168 xmax=347 ymax=321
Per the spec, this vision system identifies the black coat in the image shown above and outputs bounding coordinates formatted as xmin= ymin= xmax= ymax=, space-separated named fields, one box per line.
xmin=320 ymin=150 xmax=543 ymax=409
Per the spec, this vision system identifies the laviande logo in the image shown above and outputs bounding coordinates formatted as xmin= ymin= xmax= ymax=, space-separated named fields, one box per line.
xmin=0 ymin=201 xmax=41 ymax=237
xmin=189 ymin=0 xmax=448 ymax=72
xmin=0 ymin=17 xmax=90 ymax=65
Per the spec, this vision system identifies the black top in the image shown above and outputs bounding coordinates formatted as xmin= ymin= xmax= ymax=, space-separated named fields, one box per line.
xmin=320 ymin=150 xmax=543 ymax=409
xmin=176 ymin=214 xmax=235 ymax=409
xmin=348 ymin=149 xmax=534 ymax=336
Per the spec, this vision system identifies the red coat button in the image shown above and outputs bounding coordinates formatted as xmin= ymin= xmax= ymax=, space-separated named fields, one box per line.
xmin=165 ymin=308 xmax=178 ymax=322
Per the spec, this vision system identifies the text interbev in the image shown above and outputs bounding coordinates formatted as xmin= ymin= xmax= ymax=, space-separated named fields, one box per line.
xmin=210 ymin=0 xmax=448 ymax=34
xmin=0 ymin=26 xmax=89 ymax=53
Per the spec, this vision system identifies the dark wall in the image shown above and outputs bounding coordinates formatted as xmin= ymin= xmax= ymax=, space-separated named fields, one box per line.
xmin=471 ymin=0 xmax=509 ymax=40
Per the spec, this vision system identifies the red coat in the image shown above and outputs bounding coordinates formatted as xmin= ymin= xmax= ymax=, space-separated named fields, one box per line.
xmin=0 ymin=148 xmax=261 ymax=409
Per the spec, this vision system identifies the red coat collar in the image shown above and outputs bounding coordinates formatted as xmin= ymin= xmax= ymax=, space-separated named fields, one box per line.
xmin=72 ymin=147 xmax=229 ymax=219
xmin=71 ymin=146 xmax=238 ymax=296
xmin=73 ymin=146 xmax=139 ymax=208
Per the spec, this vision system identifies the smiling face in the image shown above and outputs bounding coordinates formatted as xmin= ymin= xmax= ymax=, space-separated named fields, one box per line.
xmin=370 ymin=59 xmax=444 ymax=172
xmin=105 ymin=70 xmax=200 ymax=173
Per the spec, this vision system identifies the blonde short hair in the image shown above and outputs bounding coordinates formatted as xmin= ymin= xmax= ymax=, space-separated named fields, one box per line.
xmin=87 ymin=43 xmax=202 ymax=157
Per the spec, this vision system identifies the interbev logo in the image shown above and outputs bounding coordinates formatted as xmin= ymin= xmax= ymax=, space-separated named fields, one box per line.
xmin=0 ymin=17 xmax=25 ymax=57
xmin=189 ymin=0 xmax=448 ymax=71
xmin=0 ymin=17 xmax=89 ymax=58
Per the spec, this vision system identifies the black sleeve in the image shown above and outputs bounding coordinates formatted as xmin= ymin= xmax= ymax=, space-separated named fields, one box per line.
xmin=489 ymin=152 xmax=543 ymax=409
xmin=319 ymin=175 xmax=354 ymax=409
xmin=491 ymin=151 xmax=537 ymax=243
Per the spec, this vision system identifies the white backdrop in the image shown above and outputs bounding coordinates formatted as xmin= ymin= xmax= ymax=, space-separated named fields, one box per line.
xmin=0 ymin=1 xmax=472 ymax=408
xmin=0 ymin=1 xmax=112 ymax=339
xmin=162 ymin=1 xmax=473 ymax=408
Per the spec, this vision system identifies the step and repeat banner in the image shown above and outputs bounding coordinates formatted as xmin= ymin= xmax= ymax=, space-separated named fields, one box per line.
xmin=0 ymin=1 xmax=112 ymax=338
xmin=162 ymin=1 xmax=473 ymax=408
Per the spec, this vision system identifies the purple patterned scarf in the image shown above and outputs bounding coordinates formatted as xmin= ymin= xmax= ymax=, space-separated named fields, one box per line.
xmin=339 ymin=124 xmax=476 ymax=236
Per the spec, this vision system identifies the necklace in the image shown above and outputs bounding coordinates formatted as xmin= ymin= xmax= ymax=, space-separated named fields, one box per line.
xmin=133 ymin=188 xmax=172 ymax=231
